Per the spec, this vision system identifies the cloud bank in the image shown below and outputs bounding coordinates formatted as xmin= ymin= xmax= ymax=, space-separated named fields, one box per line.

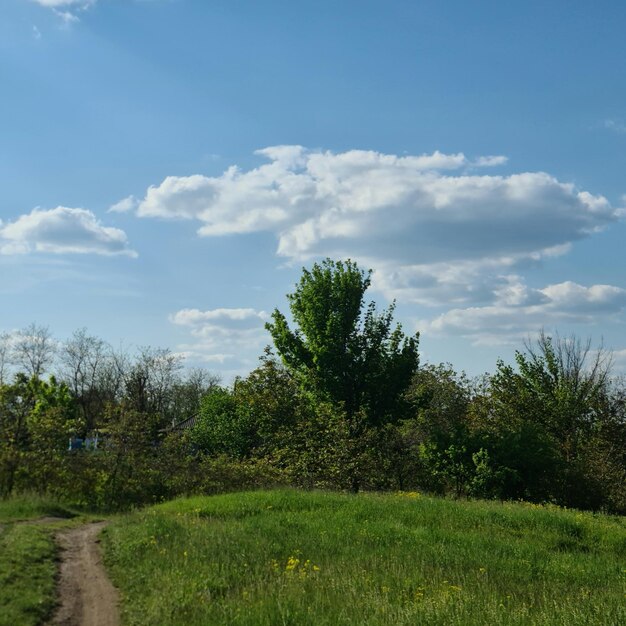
xmin=128 ymin=146 xmax=624 ymax=344
xmin=420 ymin=280 xmax=626 ymax=345
xmin=0 ymin=207 xmax=137 ymax=257
xmin=133 ymin=146 xmax=617 ymax=268
xmin=170 ymin=308 xmax=269 ymax=368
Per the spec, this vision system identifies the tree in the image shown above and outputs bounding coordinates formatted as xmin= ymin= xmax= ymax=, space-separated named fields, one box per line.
xmin=483 ymin=331 xmax=615 ymax=508
xmin=60 ymin=328 xmax=109 ymax=430
xmin=0 ymin=374 xmax=76 ymax=496
xmin=192 ymin=387 xmax=256 ymax=458
xmin=0 ymin=332 xmax=11 ymax=386
xmin=12 ymin=323 xmax=56 ymax=379
xmin=395 ymin=363 xmax=474 ymax=494
xmin=230 ymin=349 xmax=301 ymax=453
xmin=124 ymin=347 xmax=183 ymax=424
xmin=492 ymin=332 xmax=612 ymax=459
xmin=167 ymin=368 xmax=220 ymax=427
xmin=266 ymin=259 xmax=419 ymax=490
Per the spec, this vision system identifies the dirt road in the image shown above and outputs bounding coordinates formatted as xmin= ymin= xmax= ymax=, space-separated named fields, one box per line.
xmin=48 ymin=522 xmax=120 ymax=626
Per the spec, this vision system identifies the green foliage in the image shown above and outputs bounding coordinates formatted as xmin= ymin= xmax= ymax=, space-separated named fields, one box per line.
xmin=394 ymin=364 xmax=476 ymax=495
xmin=266 ymin=258 xmax=419 ymax=428
xmin=230 ymin=350 xmax=302 ymax=454
xmin=479 ymin=333 xmax=622 ymax=509
xmin=1 ymin=315 xmax=624 ymax=515
xmin=475 ymin=423 xmax=561 ymax=502
xmin=103 ymin=490 xmax=626 ymax=626
xmin=193 ymin=388 xmax=256 ymax=458
xmin=96 ymin=405 xmax=166 ymax=510
xmin=419 ymin=442 xmax=475 ymax=497
xmin=271 ymin=401 xmax=378 ymax=490
xmin=467 ymin=448 xmax=517 ymax=500
xmin=266 ymin=259 xmax=419 ymax=492
xmin=0 ymin=375 xmax=78 ymax=497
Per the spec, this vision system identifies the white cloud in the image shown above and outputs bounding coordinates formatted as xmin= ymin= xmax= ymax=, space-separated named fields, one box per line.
xmin=54 ymin=9 xmax=80 ymax=23
xmin=473 ymin=155 xmax=509 ymax=167
xmin=170 ymin=308 xmax=270 ymax=372
xmin=134 ymin=146 xmax=514 ymax=242
xmin=0 ymin=207 xmax=137 ymax=257
xmin=109 ymin=196 xmax=138 ymax=214
xmin=124 ymin=146 xmax=626 ymax=349
xmin=32 ymin=0 xmax=94 ymax=5
xmin=170 ymin=307 xmax=269 ymax=332
xmin=31 ymin=0 xmax=97 ymax=23
xmin=420 ymin=280 xmax=626 ymax=345
xmin=131 ymin=146 xmax=621 ymax=310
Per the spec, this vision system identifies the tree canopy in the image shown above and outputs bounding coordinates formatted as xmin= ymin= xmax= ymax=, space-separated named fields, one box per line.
xmin=266 ymin=258 xmax=420 ymax=428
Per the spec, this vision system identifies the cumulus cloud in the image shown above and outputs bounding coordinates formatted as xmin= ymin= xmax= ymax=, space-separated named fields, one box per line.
xmin=369 ymin=243 xmax=576 ymax=307
xmin=420 ymin=280 xmax=626 ymax=345
xmin=136 ymin=147 xmax=530 ymax=255
xmin=170 ymin=308 xmax=269 ymax=370
xmin=122 ymin=146 xmax=626 ymax=349
xmin=133 ymin=147 xmax=619 ymax=263
xmin=131 ymin=146 xmax=621 ymax=309
xmin=0 ymin=207 xmax=137 ymax=257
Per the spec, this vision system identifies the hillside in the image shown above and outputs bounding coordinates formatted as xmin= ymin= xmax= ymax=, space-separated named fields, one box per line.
xmin=101 ymin=490 xmax=626 ymax=626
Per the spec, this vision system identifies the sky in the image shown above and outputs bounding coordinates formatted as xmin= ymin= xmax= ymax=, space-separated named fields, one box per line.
xmin=2 ymin=0 xmax=626 ymax=381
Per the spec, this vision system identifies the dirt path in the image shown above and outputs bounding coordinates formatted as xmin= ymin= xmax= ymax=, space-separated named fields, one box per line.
xmin=48 ymin=521 xmax=120 ymax=626
xmin=21 ymin=516 xmax=69 ymax=526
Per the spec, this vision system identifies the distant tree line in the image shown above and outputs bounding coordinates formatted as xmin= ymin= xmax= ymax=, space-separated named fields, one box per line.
xmin=1 ymin=259 xmax=625 ymax=513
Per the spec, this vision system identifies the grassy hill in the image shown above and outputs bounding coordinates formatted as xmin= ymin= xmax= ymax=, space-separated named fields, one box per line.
xmin=102 ymin=490 xmax=626 ymax=626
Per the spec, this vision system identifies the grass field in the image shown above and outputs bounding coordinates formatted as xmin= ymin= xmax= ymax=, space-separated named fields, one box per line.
xmin=103 ymin=490 xmax=626 ymax=626
xmin=0 ymin=496 xmax=78 ymax=626
xmin=0 ymin=494 xmax=75 ymax=524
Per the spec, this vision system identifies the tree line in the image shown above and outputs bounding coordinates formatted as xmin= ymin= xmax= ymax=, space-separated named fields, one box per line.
xmin=1 ymin=259 xmax=625 ymax=513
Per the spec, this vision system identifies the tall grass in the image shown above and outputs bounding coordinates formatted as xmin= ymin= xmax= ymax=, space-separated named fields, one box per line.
xmin=103 ymin=490 xmax=626 ymax=625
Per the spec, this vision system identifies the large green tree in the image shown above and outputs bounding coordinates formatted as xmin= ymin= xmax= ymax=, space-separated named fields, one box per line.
xmin=266 ymin=259 xmax=419 ymax=429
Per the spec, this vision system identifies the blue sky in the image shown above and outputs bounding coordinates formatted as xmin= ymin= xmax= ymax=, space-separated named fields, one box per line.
xmin=2 ymin=0 xmax=626 ymax=380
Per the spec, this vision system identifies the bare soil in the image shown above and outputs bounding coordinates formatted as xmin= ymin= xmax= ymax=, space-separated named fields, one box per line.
xmin=48 ymin=522 xmax=120 ymax=626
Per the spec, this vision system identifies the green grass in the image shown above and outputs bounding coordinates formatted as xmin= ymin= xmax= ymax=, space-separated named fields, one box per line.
xmin=0 ymin=522 xmax=58 ymax=626
xmin=0 ymin=496 xmax=82 ymax=626
xmin=0 ymin=494 xmax=75 ymax=523
xmin=103 ymin=490 xmax=626 ymax=626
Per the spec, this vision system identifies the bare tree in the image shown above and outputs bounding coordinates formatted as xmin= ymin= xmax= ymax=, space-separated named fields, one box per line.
xmin=12 ymin=323 xmax=56 ymax=379
xmin=125 ymin=347 xmax=183 ymax=418
xmin=168 ymin=367 xmax=220 ymax=425
xmin=60 ymin=328 xmax=109 ymax=429
xmin=0 ymin=332 xmax=12 ymax=385
xmin=96 ymin=343 xmax=132 ymax=406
